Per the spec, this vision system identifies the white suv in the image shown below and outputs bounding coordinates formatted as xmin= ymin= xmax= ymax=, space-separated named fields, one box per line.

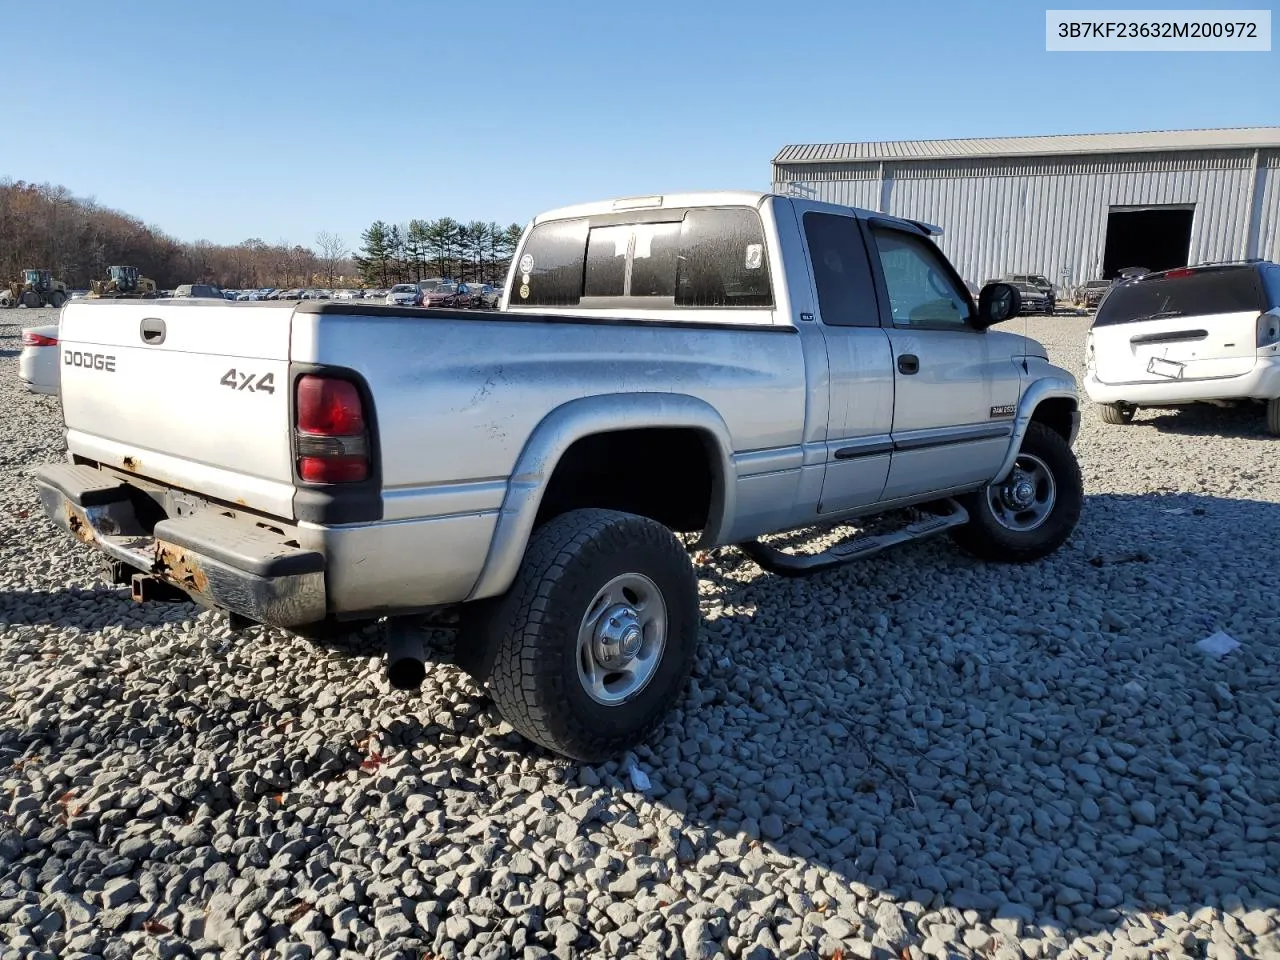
xmin=1084 ymin=261 xmax=1280 ymax=434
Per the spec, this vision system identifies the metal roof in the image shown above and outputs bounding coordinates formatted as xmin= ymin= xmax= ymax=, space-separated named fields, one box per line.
xmin=774 ymin=127 xmax=1280 ymax=164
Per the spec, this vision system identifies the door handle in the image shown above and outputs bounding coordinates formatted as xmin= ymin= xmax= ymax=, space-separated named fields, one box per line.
xmin=140 ymin=318 xmax=166 ymax=345
xmin=897 ymin=354 xmax=919 ymax=375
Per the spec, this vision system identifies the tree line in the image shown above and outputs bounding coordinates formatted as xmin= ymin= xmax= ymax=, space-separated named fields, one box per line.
xmin=353 ymin=219 xmax=524 ymax=288
xmin=0 ymin=179 xmax=527 ymax=292
xmin=0 ymin=179 xmax=364 ymax=289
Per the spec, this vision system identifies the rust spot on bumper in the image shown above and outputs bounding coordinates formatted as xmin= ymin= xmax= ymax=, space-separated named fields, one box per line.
xmin=65 ymin=503 xmax=95 ymax=543
xmin=153 ymin=541 xmax=209 ymax=594
xmin=121 ymin=456 xmax=139 ymax=472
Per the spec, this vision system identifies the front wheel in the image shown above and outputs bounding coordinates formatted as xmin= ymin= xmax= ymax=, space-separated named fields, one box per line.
xmin=483 ymin=508 xmax=699 ymax=761
xmin=1098 ymin=402 xmax=1137 ymax=425
xmin=951 ymin=422 xmax=1083 ymax=563
xmin=1267 ymin=398 xmax=1280 ymax=436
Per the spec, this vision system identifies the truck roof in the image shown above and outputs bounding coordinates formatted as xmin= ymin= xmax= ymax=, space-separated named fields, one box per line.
xmin=530 ymin=191 xmax=942 ymax=236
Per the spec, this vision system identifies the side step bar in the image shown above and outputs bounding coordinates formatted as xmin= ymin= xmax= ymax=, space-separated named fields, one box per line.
xmin=736 ymin=499 xmax=970 ymax=577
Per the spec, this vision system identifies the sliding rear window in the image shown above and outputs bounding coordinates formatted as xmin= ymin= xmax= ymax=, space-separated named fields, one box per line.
xmin=510 ymin=206 xmax=773 ymax=309
xmin=1094 ymin=267 xmax=1266 ymax=327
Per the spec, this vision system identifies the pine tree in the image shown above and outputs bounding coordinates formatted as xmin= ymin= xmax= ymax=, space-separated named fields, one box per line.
xmin=387 ymin=225 xmax=406 ymax=284
xmin=353 ymin=221 xmax=392 ymax=287
xmin=464 ymin=221 xmax=488 ymax=283
xmin=406 ymin=219 xmax=431 ymax=281
xmin=427 ymin=218 xmax=460 ymax=280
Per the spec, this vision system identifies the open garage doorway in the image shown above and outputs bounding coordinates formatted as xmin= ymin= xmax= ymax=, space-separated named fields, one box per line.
xmin=1102 ymin=205 xmax=1194 ymax=278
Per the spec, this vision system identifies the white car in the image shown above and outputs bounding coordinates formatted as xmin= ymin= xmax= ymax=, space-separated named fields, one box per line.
xmin=1084 ymin=261 xmax=1280 ymax=434
xmin=384 ymin=284 xmax=421 ymax=306
xmin=19 ymin=325 xmax=60 ymax=395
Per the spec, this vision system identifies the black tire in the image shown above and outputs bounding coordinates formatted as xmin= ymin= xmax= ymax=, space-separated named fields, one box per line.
xmin=48 ymin=291 xmax=66 ymax=308
xmin=21 ymin=291 xmax=41 ymax=309
xmin=483 ymin=508 xmax=699 ymax=761
xmin=1268 ymin=398 xmax=1280 ymax=436
xmin=951 ymin=422 xmax=1082 ymax=563
xmin=1098 ymin=402 xmax=1137 ymax=425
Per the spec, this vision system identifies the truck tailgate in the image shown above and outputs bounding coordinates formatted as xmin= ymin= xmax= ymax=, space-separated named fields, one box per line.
xmin=58 ymin=300 xmax=298 ymax=519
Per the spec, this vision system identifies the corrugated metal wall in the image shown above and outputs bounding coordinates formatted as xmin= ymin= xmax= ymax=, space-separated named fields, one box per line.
xmin=773 ymin=149 xmax=1280 ymax=291
xmin=1257 ymin=155 xmax=1280 ymax=263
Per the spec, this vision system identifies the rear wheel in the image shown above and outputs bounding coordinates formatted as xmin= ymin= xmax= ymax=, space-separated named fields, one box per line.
xmin=48 ymin=291 xmax=66 ymax=308
xmin=1098 ymin=402 xmax=1137 ymax=425
xmin=1267 ymin=398 xmax=1280 ymax=436
xmin=951 ymin=422 xmax=1083 ymax=563
xmin=482 ymin=508 xmax=699 ymax=761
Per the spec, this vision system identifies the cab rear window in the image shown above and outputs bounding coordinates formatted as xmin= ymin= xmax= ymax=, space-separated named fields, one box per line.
xmin=1093 ymin=267 xmax=1267 ymax=327
xmin=511 ymin=207 xmax=773 ymax=309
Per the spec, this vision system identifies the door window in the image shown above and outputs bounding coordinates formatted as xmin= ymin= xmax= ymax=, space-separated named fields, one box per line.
xmin=871 ymin=228 xmax=973 ymax=328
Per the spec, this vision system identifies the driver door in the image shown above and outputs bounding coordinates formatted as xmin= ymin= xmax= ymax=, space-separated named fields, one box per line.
xmin=864 ymin=222 xmax=1019 ymax=502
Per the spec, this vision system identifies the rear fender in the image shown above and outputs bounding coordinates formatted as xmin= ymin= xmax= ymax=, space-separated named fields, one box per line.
xmin=466 ymin=393 xmax=736 ymax=601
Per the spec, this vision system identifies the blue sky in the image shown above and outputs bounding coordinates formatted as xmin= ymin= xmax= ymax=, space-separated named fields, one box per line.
xmin=3 ymin=0 xmax=1274 ymax=251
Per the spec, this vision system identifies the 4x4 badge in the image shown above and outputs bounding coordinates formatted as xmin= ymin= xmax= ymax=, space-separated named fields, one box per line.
xmin=990 ymin=404 xmax=1016 ymax=418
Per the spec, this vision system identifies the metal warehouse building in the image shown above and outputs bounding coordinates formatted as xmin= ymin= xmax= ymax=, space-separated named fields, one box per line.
xmin=771 ymin=126 xmax=1280 ymax=292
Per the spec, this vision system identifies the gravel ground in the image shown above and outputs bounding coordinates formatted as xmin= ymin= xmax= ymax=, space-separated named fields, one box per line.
xmin=1 ymin=306 xmax=1278 ymax=960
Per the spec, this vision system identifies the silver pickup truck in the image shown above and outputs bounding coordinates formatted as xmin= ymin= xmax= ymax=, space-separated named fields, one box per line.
xmin=36 ymin=191 xmax=1082 ymax=760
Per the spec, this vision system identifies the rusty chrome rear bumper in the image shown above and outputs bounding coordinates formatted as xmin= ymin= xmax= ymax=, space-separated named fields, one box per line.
xmin=34 ymin=462 xmax=326 ymax=627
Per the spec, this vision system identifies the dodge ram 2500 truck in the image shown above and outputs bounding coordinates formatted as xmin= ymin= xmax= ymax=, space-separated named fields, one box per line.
xmin=36 ymin=191 xmax=1083 ymax=761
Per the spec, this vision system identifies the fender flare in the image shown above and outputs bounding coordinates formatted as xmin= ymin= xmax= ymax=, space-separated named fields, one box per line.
xmin=992 ymin=374 xmax=1080 ymax=484
xmin=466 ymin=392 xmax=736 ymax=601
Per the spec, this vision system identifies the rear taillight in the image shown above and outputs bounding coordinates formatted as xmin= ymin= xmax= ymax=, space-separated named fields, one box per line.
xmin=22 ymin=331 xmax=57 ymax=347
xmin=1164 ymin=268 xmax=1194 ymax=279
xmin=1257 ymin=313 xmax=1280 ymax=349
xmin=295 ymin=375 xmax=369 ymax=483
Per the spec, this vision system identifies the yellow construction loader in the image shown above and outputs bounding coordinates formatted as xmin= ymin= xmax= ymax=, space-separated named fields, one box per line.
xmin=1 ymin=269 xmax=69 ymax=309
xmin=89 ymin=265 xmax=159 ymax=299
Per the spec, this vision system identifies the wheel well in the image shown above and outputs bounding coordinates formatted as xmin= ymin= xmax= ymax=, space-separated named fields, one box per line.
xmin=1031 ymin=397 xmax=1077 ymax=442
xmin=536 ymin=428 xmax=716 ymax=534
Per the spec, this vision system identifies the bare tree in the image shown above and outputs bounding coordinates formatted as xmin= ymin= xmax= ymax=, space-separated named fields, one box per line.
xmin=316 ymin=231 xmax=347 ymax=286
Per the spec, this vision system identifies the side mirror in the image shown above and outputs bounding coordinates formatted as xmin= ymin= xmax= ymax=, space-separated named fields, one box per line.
xmin=976 ymin=282 xmax=1021 ymax=329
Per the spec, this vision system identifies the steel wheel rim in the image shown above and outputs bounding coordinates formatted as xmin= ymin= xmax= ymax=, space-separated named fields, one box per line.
xmin=576 ymin=572 xmax=667 ymax=706
xmin=987 ymin=452 xmax=1057 ymax=532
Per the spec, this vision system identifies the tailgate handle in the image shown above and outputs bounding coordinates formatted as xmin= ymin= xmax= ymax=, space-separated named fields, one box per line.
xmin=1129 ymin=329 xmax=1207 ymax=346
xmin=140 ymin=318 xmax=166 ymax=345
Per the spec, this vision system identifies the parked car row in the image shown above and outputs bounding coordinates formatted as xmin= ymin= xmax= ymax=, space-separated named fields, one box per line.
xmin=384 ymin=279 xmax=502 ymax=309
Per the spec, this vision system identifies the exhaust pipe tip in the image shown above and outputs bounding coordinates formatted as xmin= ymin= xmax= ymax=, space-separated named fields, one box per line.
xmin=387 ymin=656 xmax=427 ymax=691
xmin=384 ymin=618 xmax=427 ymax=691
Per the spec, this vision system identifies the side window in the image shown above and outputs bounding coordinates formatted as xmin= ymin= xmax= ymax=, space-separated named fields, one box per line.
xmin=512 ymin=218 xmax=588 ymax=306
xmin=1262 ymin=266 xmax=1280 ymax=310
xmin=675 ymin=208 xmax=773 ymax=308
xmin=802 ymin=212 xmax=879 ymax=328
xmin=870 ymin=228 xmax=974 ymax=328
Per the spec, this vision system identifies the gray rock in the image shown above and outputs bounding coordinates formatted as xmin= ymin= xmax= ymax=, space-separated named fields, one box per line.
xmin=1130 ymin=800 xmax=1158 ymax=826
xmin=873 ymin=902 xmax=908 ymax=944
xmin=1243 ymin=911 xmax=1275 ymax=937
xmin=102 ymin=879 xmax=139 ymax=910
